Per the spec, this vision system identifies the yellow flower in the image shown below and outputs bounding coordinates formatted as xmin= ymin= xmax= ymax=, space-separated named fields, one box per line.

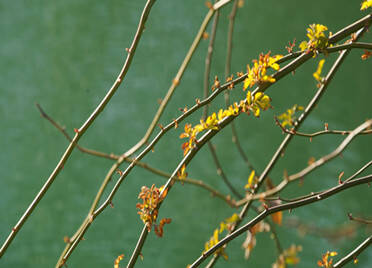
xmin=254 ymin=92 xmax=271 ymax=110
xmin=268 ymin=55 xmax=283 ymax=70
xmin=244 ymin=91 xmax=271 ymax=117
xmin=177 ymin=164 xmax=187 ymax=180
xmin=244 ymin=170 xmax=258 ymax=189
xmin=243 ymin=52 xmax=281 ymax=90
xmin=202 ymin=112 xmax=219 ymax=130
xmin=299 ymin=41 xmax=308 ymax=51
xmin=277 ymin=104 xmax=304 ymax=127
xmin=299 ymin=24 xmax=329 ymax=53
xmin=313 ymin=59 xmax=325 ymax=82
xmin=361 ymin=0 xmax=372 ymax=10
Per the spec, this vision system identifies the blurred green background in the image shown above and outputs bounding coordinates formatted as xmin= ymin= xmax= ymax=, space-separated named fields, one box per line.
xmin=1 ymin=0 xmax=371 ymax=267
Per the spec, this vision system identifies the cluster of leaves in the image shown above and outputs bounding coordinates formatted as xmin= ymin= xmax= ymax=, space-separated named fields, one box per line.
xmin=277 ymin=104 xmax=304 ymax=128
xmin=136 ymin=184 xmax=171 ymax=237
xmin=299 ymin=24 xmax=330 ymax=55
xmin=203 ymin=213 xmax=240 ymax=260
xmin=272 ymin=245 xmax=302 ymax=268
xmin=317 ymin=251 xmax=338 ymax=268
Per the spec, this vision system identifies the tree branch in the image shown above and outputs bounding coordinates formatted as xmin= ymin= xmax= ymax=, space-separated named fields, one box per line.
xmin=236 ymin=120 xmax=372 ymax=205
xmin=189 ymin=174 xmax=372 ymax=267
xmin=333 ymin=235 xmax=372 ymax=267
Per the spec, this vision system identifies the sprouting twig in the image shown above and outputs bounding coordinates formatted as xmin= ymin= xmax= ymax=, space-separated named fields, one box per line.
xmin=274 ymin=117 xmax=372 ymax=138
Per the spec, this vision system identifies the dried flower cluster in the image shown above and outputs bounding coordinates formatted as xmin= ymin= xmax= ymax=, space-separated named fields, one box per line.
xmin=136 ymin=184 xmax=171 ymax=237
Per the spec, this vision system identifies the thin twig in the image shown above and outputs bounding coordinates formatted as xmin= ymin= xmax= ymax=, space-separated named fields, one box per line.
xmin=208 ymin=143 xmax=243 ymax=199
xmin=236 ymin=120 xmax=372 ymax=205
xmin=202 ymin=7 xmax=219 ymax=119
xmin=333 ymin=235 xmax=372 ymax=267
xmin=223 ymin=0 xmax=256 ymax=172
xmin=189 ymin=174 xmax=372 ymax=267
xmin=274 ymin=117 xmax=372 ymax=138
xmin=348 ymin=213 xmax=372 ymax=225
xmin=344 ymin=160 xmax=372 ymax=183
xmin=37 ymin=101 xmax=237 ymax=206
xmin=201 ymin=8 xmax=243 ymax=199
xmin=123 ymin=0 xmax=233 ymax=158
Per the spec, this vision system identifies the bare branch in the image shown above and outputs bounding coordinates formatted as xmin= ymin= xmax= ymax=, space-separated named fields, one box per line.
xmin=189 ymin=174 xmax=372 ymax=267
xmin=274 ymin=116 xmax=372 ymax=138
xmin=236 ymin=120 xmax=372 ymax=205
xmin=333 ymin=235 xmax=372 ymax=267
